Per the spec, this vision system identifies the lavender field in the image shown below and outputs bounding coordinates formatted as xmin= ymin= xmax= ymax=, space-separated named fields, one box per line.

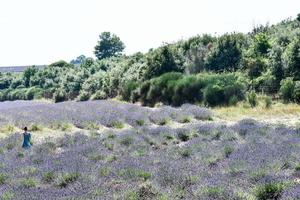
xmin=0 ymin=100 xmax=299 ymax=200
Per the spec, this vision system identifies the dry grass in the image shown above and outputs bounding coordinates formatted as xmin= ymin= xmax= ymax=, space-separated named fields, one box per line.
xmin=213 ymin=99 xmax=300 ymax=126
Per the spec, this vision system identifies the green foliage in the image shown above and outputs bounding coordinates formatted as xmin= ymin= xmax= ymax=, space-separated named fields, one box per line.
xmin=254 ymin=183 xmax=284 ymax=200
xmin=53 ymin=89 xmax=67 ymax=103
xmin=0 ymin=16 xmax=300 ymax=105
xmin=293 ymin=81 xmax=300 ymax=103
xmin=120 ymin=136 xmax=133 ymax=146
xmin=283 ymin=37 xmax=300 ymax=80
xmin=253 ymin=33 xmax=271 ymax=56
xmin=108 ymin=121 xmax=124 ymax=129
xmin=120 ymin=81 xmax=139 ymax=101
xmin=58 ymin=172 xmax=80 ymax=188
xmin=134 ymin=72 xmax=246 ymax=107
xmin=20 ymin=178 xmax=37 ymax=188
xmin=269 ymin=45 xmax=284 ymax=91
xmin=118 ymin=168 xmax=151 ymax=181
xmin=205 ymin=33 xmax=244 ymax=72
xmin=0 ymin=173 xmax=8 ymax=184
xmin=177 ymin=132 xmax=190 ymax=142
xmin=247 ymin=91 xmax=258 ymax=107
xmin=77 ymin=91 xmax=90 ymax=101
xmin=145 ymin=45 xmax=183 ymax=79
xmin=199 ymin=186 xmax=227 ymax=199
xmin=1 ymin=192 xmax=15 ymax=200
xmin=23 ymin=66 xmax=38 ymax=87
xmin=204 ymin=84 xmax=224 ymax=107
xmin=295 ymin=163 xmax=300 ymax=171
xmin=94 ymin=32 xmax=125 ymax=60
xmin=42 ymin=171 xmax=55 ymax=183
xmin=224 ymin=146 xmax=234 ymax=158
xmin=264 ymin=96 xmax=272 ymax=109
xmin=280 ymin=78 xmax=295 ymax=102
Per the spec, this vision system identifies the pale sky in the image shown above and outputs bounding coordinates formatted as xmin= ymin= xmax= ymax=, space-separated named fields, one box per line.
xmin=0 ymin=0 xmax=299 ymax=66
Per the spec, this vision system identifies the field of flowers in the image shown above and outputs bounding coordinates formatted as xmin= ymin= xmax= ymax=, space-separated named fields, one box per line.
xmin=0 ymin=100 xmax=299 ymax=200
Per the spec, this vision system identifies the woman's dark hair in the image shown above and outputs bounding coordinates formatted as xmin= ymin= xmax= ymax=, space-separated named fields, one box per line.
xmin=24 ymin=127 xmax=28 ymax=131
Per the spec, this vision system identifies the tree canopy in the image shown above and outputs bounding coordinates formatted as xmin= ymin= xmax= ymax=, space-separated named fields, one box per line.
xmin=94 ymin=32 xmax=125 ymax=60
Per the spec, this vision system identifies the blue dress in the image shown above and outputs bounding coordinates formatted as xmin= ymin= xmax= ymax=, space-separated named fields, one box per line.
xmin=22 ymin=133 xmax=32 ymax=149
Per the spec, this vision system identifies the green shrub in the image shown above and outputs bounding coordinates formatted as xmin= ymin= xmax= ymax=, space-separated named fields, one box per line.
xmin=179 ymin=116 xmax=192 ymax=123
xmin=120 ymin=80 xmax=139 ymax=101
xmin=99 ymin=167 xmax=110 ymax=177
xmin=293 ymin=81 xmax=300 ymax=103
xmin=108 ymin=121 xmax=124 ymax=129
xmin=247 ymin=91 xmax=258 ymax=107
xmin=280 ymin=78 xmax=295 ymax=103
xmin=228 ymin=95 xmax=239 ymax=106
xmin=172 ymin=75 xmax=204 ymax=106
xmin=200 ymin=186 xmax=227 ymax=199
xmin=224 ymin=146 xmax=234 ymax=158
xmin=16 ymin=152 xmax=24 ymax=158
xmin=180 ymin=149 xmax=192 ymax=158
xmin=30 ymin=123 xmax=43 ymax=131
xmin=42 ymin=171 xmax=55 ymax=183
xmin=20 ymin=178 xmax=37 ymax=188
xmin=0 ymin=173 xmax=8 ymax=184
xmin=254 ymin=183 xmax=283 ymax=200
xmin=77 ymin=91 xmax=90 ymax=101
xmin=58 ymin=172 xmax=80 ymax=188
xmin=120 ymin=136 xmax=133 ymax=146
xmin=1 ymin=192 xmax=15 ymax=200
xmin=204 ymin=84 xmax=224 ymax=106
xmin=25 ymin=87 xmax=43 ymax=100
xmin=295 ymin=163 xmax=300 ymax=171
xmin=177 ymin=132 xmax=190 ymax=142
xmin=136 ymin=119 xmax=145 ymax=126
xmin=91 ymin=91 xmax=107 ymax=100
xmin=53 ymin=89 xmax=67 ymax=103
xmin=119 ymin=168 xmax=151 ymax=181
xmin=264 ymin=96 xmax=272 ymax=109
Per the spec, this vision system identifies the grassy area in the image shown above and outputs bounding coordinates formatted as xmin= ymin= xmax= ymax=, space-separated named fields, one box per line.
xmin=214 ymin=98 xmax=300 ymax=126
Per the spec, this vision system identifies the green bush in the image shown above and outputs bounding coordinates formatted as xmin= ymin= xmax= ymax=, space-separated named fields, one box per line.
xmin=293 ymin=81 xmax=300 ymax=103
xmin=204 ymin=84 xmax=224 ymax=106
xmin=53 ymin=89 xmax=67 ymax=103
xmin=280 ymin=78 xmax=295 ymax=103
xmin=0 ymin=173 xmax=8 ymax=184
xmin=91 ymin=90 xmax=107 ymax=100
xmin=77 ymin=91 xmax=90 ymax=101
xmin=228 ymin=95 xmax=239 ymax=106
xmin=264 ymin=96 xmax=272 ymax=109
xmin=120 ymin=81 xmax=139 ymax=101
xmin=135 ymin=72 xmax=246 ymax=107
xmin=20 ymin=178 xmax=37 ymax=188
xmin=254 ymin=183 xmax=283 ymax=200
xmin=42 ymin=171 xmax=55 ymax=183
xmin=172 ymin=75 xmax=204 ymax=106
xmin=25 ymin=87 xmax=43 ymax=100
xmin=58 ymin=172 xmax=80 ymax=188
xmin=247 ymin=91 xmax=258 ymax=107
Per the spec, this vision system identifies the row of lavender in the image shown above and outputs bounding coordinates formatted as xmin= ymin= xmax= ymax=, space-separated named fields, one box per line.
xmin=0 ymin=100 xmax=212 ymax=128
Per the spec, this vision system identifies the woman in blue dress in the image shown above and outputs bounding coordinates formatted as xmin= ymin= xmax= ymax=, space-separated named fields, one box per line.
xmin=22 ymin=127 xmax=32 ymax=149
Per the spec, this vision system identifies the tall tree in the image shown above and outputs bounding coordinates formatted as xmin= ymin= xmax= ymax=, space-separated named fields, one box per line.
xmin=205 ymin=34 xmax=244 ymax=72
xmin=94 ymin=32 xmax=125 ymax=60
xmin=283 ymin=37 xmax=300 ymax=80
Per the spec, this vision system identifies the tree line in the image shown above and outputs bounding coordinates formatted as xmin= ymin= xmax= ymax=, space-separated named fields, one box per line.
xmin=1 ymin=14 xmax=300 ymax=106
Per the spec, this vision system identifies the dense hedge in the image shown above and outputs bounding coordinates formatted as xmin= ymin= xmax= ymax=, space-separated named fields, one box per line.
xmin=128 ymin=72 xmax=247 ymax=107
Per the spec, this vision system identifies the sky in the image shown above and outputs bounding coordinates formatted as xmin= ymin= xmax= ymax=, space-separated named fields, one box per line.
xmin=0 ymin=0 xmax=299 ymax=66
